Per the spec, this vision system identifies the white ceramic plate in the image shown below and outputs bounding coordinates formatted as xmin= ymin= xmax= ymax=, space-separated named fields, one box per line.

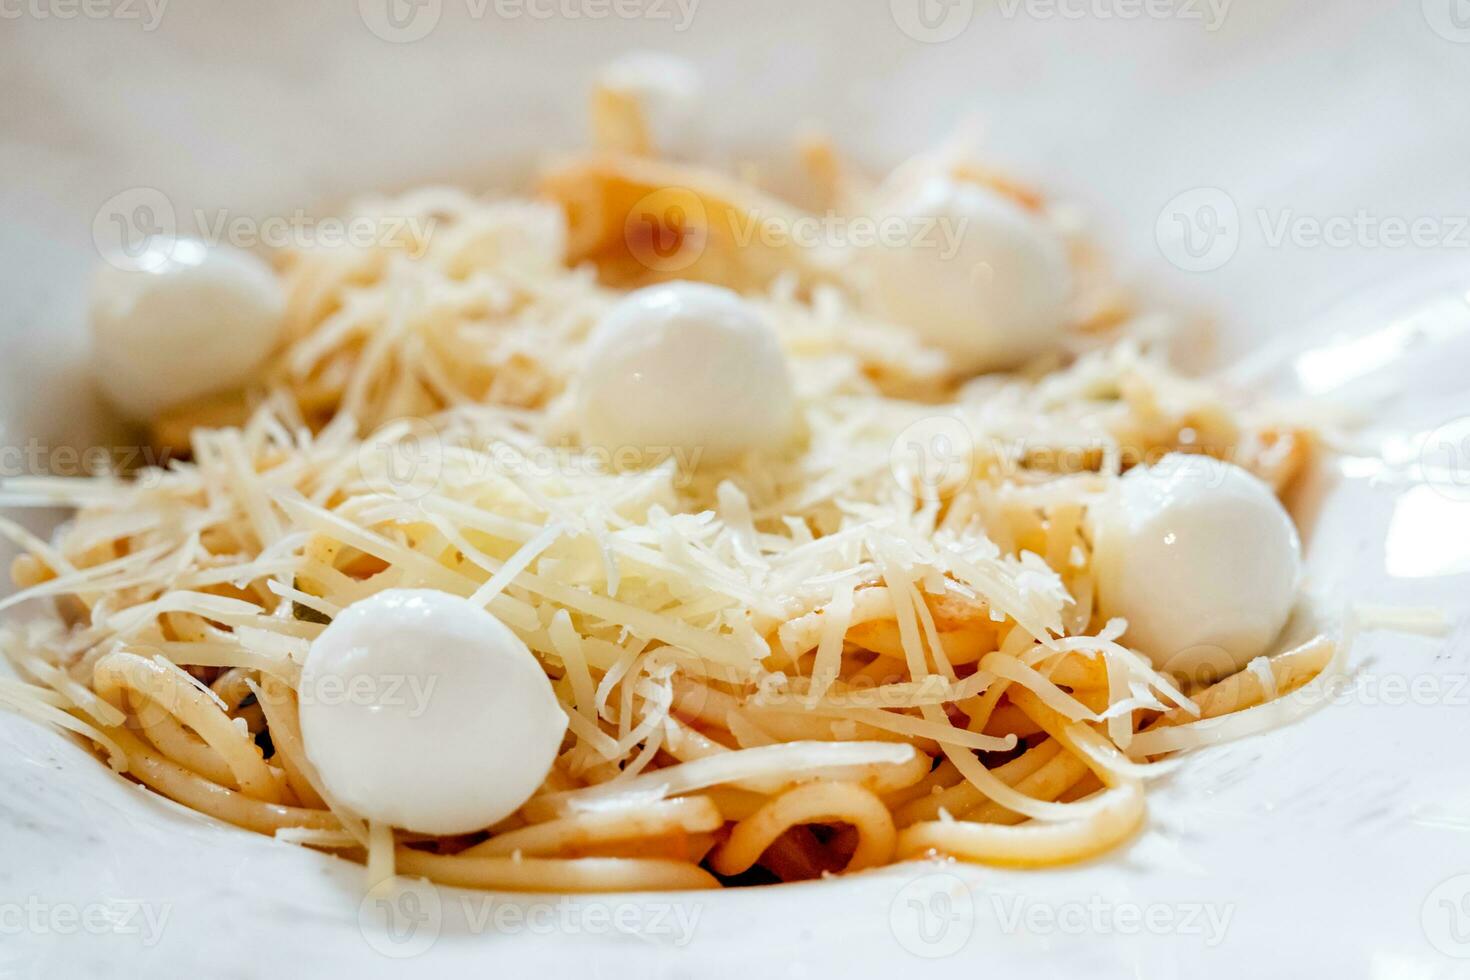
xmin=3 ymin=3 xmax=1469 ymax=976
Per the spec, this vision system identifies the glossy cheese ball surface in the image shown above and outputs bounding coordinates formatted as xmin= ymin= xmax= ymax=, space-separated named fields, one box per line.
xmin=1091 ymin=454 xmax=1303 ymax=682
xmin=576 ymin=281 xmax=797 ymax=464
xmin=299 ymin=589 xmax=567 ymax=836
xmin=90 ymin=239 xmax=284 ymax=419
xmin=860 ymin=177 xmax=1073 ymax=372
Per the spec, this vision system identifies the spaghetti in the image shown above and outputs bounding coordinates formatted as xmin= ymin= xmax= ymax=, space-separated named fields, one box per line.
xmin=0 ymin=87 xmax=1346 ymax=892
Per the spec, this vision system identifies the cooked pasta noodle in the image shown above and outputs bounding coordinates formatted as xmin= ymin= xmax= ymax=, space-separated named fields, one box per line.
xmin=708 ymin=781 xmax=896 ymax=875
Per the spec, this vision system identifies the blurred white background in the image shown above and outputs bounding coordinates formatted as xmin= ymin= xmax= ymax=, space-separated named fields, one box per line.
xmin=4 ymin=1 xmax=1469 ymax=442
xmin=6 ymin=0 xmax=1465 ymax=547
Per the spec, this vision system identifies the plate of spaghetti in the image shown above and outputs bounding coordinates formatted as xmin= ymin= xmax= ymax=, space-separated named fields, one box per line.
xmin=2 ymin=5 xmax=1467 ymax=978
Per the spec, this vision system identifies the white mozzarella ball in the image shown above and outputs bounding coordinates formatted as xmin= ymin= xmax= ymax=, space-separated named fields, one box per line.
xmin=299 ymin=589 xmax=566 ymax=836
xmin=859 ymin=177 xmax=1072 ymax=371
xmin=576 ymin=281 xmax=796 ymax=464
xmin=90 ymin=239 xmax=284 ymax=419
xmin=1091 ymin=454 xmax=1303 ymax=682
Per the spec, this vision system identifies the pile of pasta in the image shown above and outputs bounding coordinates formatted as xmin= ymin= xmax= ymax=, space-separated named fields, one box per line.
xmin=0 ymin=104 xmax=1347 ymax=892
